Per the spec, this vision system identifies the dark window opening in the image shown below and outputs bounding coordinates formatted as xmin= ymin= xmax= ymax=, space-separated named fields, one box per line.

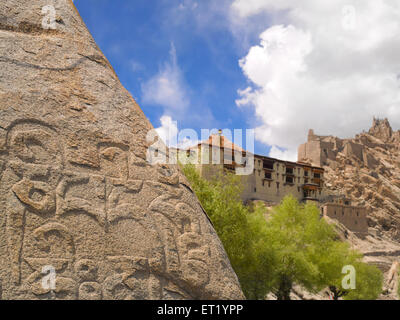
xmin=286 ymin=167 xmax=294 ymax=175
xmin=264 ymin=172 xmax=272 ymax=180
xmin=286 ymin=176 xmax=294 ymax=184
xmin=263 ymin=160 xmax=274 ymax=170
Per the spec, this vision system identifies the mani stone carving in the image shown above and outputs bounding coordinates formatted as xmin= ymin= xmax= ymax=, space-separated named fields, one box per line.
xmin=0 ymin=0 xmax=244 ymax=300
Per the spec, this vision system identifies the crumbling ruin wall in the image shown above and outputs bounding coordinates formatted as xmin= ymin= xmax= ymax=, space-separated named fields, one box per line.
xmin=323 ymin=204 xmax=368 ymax=237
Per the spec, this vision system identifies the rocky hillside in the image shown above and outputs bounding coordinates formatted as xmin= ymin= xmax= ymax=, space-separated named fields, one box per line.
xmin=321 ymin=118 xmax=400 ymax=241
xmin=315 ymin=118 xmax=400 ymax=299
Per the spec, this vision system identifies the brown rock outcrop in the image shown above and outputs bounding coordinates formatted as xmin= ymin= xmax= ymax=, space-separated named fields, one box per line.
xmin=299 ymin=118 xmax=400 ymax=241
xmin=0 ymin=0 xmax=244 ymax=300
xmin=299 ymin=119 xmax=400 ymax=299
xmin=369 ymin=117 xmax=393 ymax=142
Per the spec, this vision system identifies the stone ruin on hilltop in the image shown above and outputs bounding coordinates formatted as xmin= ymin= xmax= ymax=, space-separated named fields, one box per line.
xmin=298 ymin=118 xmax=400 ymax=241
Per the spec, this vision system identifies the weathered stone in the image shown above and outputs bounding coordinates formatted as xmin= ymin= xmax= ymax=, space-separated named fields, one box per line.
xmin=369 ymin=117 xmax=393 ymax=142
xmin=0 ymin=0 xmax=244 ymax=300
xmin=298 ymin=118 xmax=400 ymax=299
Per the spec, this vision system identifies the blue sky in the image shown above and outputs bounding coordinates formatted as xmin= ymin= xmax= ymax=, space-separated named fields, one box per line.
xmin=73 ymin=0 xmax=400 ymax=160
xmin=74 ymin=0 xmax=270 ymax=155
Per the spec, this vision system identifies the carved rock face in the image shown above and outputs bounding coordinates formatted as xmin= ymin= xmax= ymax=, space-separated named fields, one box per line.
xmin=0 ymin=0 xmax=244 ymax=300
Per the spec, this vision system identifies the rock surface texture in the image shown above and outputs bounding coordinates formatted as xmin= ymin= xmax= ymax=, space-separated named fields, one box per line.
xmin=321 ymin=119 xmax=400 ymax=242
xmin=299 ymin=118 xmax=400 ymax=299
xmin=0 ymin=0 xmax=244 ymax=300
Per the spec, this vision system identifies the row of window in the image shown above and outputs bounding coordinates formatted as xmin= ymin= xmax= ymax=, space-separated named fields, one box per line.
xmin=260 ymin=171 xmax=315 ymax=184
xmin=333 ymin=210 xmax=360 ymax=217
xmin=256 ymin=160 xmax=323 ymax=178
xmin=256 ymin=181 xmax=322 ymax=196
xmin=304 ymin=189 xmax=322 ymax=198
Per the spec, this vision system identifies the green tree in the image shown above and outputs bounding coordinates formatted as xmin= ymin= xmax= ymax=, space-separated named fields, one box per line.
xmin=265 ymin=195 xmax=338 ymax=299
xmin=313 ymin=239 xmax=361 ymax=299
xmin=318 ymin=239 xmax=383 ymax=300
xmin=341 ymin=262 xmax=383 ymax=300
xmin=182 ymin=164 xmax=383 ymax=300
xmin=265 ymin=195 xmax=383 ymax=300
xmin=181 ymin=164 xmax=275 ymax=299
xmin=321 ymin=243 xmax=382 ymax=300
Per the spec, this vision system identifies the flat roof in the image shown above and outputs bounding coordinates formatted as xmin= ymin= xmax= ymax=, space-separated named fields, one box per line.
xmin=253 ymin=154 xmax=324 ymax=170
xmin=174 ymin=135 xmax=324 ymax=171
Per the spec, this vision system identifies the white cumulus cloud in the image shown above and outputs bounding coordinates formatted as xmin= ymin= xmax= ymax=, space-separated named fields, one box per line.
xmin=155 ymin=115 xmax=179 ymax=147
xmin=232 ymin=0 xmax=400 ymax=159
xmin=141 ymin=43 xmax=189 ymax=113
xmin=155 ymin=115 xmax=198 ymax=149
xmin=268 ymin=145 xmax=298 ymax=162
